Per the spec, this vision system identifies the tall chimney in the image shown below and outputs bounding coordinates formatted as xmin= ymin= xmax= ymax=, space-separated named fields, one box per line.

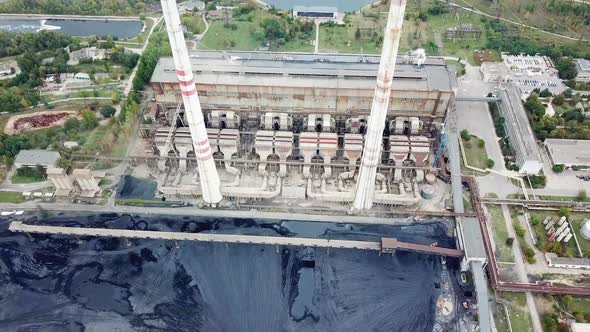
xmin=352 ymin=0 xmax=407 ymax=211
xmin=161 ymin=0 xmax=222 ymax=204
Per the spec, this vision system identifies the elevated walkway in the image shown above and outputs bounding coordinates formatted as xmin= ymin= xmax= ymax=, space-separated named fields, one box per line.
xmin=9 ymin=222 xmax=463 ymax=257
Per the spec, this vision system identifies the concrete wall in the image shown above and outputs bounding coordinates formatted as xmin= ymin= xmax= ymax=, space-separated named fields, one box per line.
xmin=151 ymin=82 xmax=451 ymax=119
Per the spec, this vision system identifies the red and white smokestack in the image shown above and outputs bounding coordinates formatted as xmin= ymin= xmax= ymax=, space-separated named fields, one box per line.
xmin=352 ymin=0 xmax=407 ymax=211
xmin=161 ymin=0 xmax=222 ymax=204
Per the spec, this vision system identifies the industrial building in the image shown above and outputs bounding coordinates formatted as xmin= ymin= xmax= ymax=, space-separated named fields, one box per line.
xmin=142 ymin=1 xmax=458 ymax=209
xmin=150 ymin=51 xmax=456 ymax=125
xmin=13 ymin=149 xmax=60 ymax=169
xmin=545 ymin=253 xmax=590 ymax=270
xmin=292 ymin=6 xmax=338 ymax=19
xmin=497 ymin=87 xmax=543 ymax=175
xmin=544 ymin=139 xmax=590 ymax=169
xmin=575 ymin=59 xmax=590 ymax=82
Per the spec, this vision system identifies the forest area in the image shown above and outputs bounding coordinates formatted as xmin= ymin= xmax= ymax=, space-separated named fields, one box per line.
xmin=0 ymin=0 xmax=158 ymax=16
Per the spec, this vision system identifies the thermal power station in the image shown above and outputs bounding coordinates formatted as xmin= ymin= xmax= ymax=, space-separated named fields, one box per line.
xmin=149 ymin=0 xmax=457 ymax=210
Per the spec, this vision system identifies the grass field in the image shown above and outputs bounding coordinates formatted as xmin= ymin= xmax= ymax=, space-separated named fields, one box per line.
xmin=0 ymin=191 xmax=24 ymax=203
xmin=529 ymin=210 xmax=590 ymax=258
xmin=497 ymin=292 xmax=534 ymax=332
xmin=318 ymin=26 xmax=381 ymax=54
xmin=200 ymin=10 xmax=314 ymax=52
xmin=487 ymin=205 xmax=514 ymax=262
xmin=461 ymin=135 xmax=492 ymax=176
xmin=11 ymin=168 xmax=46 ymax=184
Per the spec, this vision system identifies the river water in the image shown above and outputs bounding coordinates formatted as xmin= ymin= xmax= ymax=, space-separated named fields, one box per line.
xmin=0 ymin=213 xmax=466 ymax=331
xmin=0 ymin=19 xmax=143 ymax=39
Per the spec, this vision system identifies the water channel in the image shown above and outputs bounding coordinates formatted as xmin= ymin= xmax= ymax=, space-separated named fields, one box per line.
xmin=0 ymin=213 xmax=469 ymax=331
xmin=0 ymin=18 xmax=143 ymax=39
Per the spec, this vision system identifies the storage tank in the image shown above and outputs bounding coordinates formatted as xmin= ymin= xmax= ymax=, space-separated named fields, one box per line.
xmin=425 ymin=173 xmax=436 ymax=185
xmin=421 ymin=184 xmax=435 ymax=200
xmin=582 ymin=219 xmax=590 ymax=240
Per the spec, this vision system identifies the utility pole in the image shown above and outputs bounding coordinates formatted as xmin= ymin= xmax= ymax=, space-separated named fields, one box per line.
xmin=161 ymin=0 xmax=223 ymax=205
xmin=351 ymin=0 xmax=407 ymax=211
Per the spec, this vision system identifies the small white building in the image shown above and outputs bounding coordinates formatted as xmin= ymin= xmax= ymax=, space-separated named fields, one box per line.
xmin=545 ymin=253 xmax=590 ymax=270
xmin=575 ymin=58 xmax=590 ymax=82
xmin=582 ymin=219 xmax=590 ymax=240
xmin=544 ymin=139 xmax=590 ymax=170
xmin=67 ymin=46 xmax=108 ymax=66
xmin=293 ymin=6 xmax=338 ymax=19
xmin=178 ymin=0 xmax=205 ymax=13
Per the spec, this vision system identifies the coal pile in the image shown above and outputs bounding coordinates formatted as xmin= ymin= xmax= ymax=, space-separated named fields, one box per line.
xmin=0 ymin=214 xmax=463 ymax=331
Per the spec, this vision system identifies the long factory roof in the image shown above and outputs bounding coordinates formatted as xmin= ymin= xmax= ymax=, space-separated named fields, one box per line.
xmin=544 ymin=138 xmax=590 ymax=167
xmin=150 ymin=50 xmax=456 ymax=92
xmin=498 ymin=86 xmax=542 ymax=163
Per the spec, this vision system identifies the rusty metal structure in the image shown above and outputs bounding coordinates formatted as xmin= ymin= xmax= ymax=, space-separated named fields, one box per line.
xmin=352 ymin=0 xmax=407 ymax=211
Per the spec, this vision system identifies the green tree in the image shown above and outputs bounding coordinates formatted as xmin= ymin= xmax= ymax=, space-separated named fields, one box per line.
xmin=64 ymin=117 xmax=80 ymax=134
xmin=576 ymin=190 xmax=588 ymax=202
xmin=539 ymin=88 xmax=552 ymax=98
xmin=111 ymin=91 xmax=121 ymax=104
xmin=486 ymin=158 xmax=495 ymax=168
xmin=552 ymin=164 xmax=565 ymax=173
xmin=355 ymin=27 xmax=361 ymax=40
xmin=559 ymin=207 xmax=571 ymax=217
xmin=101 ymin=105 xmax=116 ymax=118
xmin=556 ymin=57 xmax=578 ymax=80
xmin=80 ymin=110 xmax=99 ymax=130
xmin=460 ymin=129 xmax=471 ymax=141
xmin=262 ymin=18 xmax=286 ymax=40
xmin=552 ymin=95 xmax=565 ymax=106
xmin=562 ymin=295 xmax=574 ymax=311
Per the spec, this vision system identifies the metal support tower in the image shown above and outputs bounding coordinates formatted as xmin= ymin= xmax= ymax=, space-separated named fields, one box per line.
xmin=351 ymin=0 xmax=407 ymax=211
xmin=160 ymin=0 xmax=222 ymax=204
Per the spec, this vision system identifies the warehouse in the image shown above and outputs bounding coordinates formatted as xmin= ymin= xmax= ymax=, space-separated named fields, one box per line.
xmin=544 ymin=139 xmax=590 ymax=169
xmin=14 ymin=150 xmax=60 ymax=169
xmin=150 ymin=51 xmax=456 ymax=124
xmin=497 ymin=87 xmax=543 ymax=175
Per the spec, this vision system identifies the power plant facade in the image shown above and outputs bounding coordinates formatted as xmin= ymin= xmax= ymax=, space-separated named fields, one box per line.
xmin=146 ymin=0 xmax=458 ymax=210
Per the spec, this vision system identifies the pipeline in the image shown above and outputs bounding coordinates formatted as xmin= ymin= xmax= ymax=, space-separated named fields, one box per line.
xmin=373 ymin=174 xmax=420 ymax=206
xmin=338 ymin=171 xmax=355 ymax=192
xmin=322 ymin=157 xmax=332 ymax=179
xmin=222 ymin=176 xmax=282 ymax=200
xmin=306 ymin=178 xmax=354 ymax=203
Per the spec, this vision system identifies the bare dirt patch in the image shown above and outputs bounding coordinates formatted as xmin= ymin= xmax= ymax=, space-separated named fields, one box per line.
xmin=4 ymin=111 xmax=78 ymax=135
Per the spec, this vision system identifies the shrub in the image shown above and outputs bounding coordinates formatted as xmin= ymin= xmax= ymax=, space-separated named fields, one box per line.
xmin=505 ymin=237 xmax=514 ymax=246
xmin=478 ymin=140 xmax=485 ymax=148
xmin=486 ymin=159 xmax=495 ymax=168
xmin=531 ymin=217 xmax=540 ymax=226
xmin=101 ymin=105 xmax=116 ymax=118
xmin=558 ymin=207 xmax=571 ymax=217
xmin=552 ymin=164 xmax=565 ymax=173
xmin=460 ymin=129 xmax=471 ymax=141
xmin=552 ymin=95 xmax=565 ymax=106
xmin=576 ymin=190 xmax=588 ymax=202
xmin=515 ymin=224 xmax=526 ymax=238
